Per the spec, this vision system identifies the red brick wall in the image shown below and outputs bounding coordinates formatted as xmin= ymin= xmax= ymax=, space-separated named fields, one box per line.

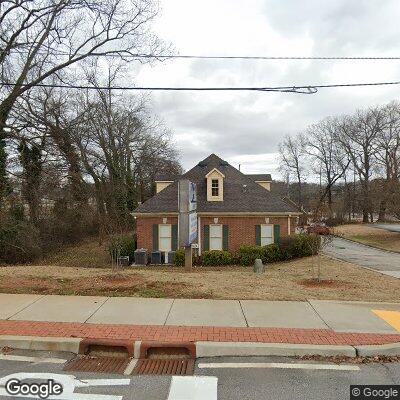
xmin=136 ymin=216 xmax=178 ymax=250
xmin=199 ymin=216 xmax=297 ymax=253
xmin=136 ymin=215 xmax=297 ymax=252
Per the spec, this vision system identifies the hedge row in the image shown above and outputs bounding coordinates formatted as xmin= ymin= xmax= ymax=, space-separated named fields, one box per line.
xmin=174 ymin=233 xmax=321 ymax=266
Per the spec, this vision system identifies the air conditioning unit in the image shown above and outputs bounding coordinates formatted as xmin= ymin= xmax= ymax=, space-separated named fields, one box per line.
xmin=167 ymin=251 xmax=176 ymax=265
xmin=117 ymin=256 xmax=130 ymax=267
xmin=151 ymin=251 xmax=164 ymax=265
xmin=134 ymin=249 xmax=148 ymax=265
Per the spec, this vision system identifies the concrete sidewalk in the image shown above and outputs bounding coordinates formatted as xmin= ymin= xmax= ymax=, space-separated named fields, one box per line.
xmin=1 ymin=294 xmax=400 ymax=334
xmin=0 ymin=294 xmax=400 ymax=358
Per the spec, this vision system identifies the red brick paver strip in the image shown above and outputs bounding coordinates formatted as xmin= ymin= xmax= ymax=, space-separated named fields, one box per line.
xmin=0 ymin=321 xmax=399 ymax=346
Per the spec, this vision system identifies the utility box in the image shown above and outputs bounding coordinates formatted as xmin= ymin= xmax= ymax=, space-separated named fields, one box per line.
xmin=117 ymin=256 xmax=130 ymax=267
xmin=151 ymin=251 xmax=164 ymax=265
xmin=167 ymin=251 xmax=176 ymax=265
xmin=134 ymin=249 xmax=148 ymax=265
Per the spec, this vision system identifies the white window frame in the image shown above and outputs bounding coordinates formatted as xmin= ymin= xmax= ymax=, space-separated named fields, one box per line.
xmin=209 ymin=224 xmax=223 ymax=250
xmin=159 ymin=224 xmax=172 ymax=252
xmin=211 ymin=179 xmax=219 ymax=197
xmin=260 ymin=224 xmax=274 ymax=246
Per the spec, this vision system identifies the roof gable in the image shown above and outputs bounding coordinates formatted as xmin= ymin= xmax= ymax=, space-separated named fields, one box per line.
xmin=205 ymin=167 xmax=225 ymax=178
xmin=134 ymin=153 xmax=299 ymax=214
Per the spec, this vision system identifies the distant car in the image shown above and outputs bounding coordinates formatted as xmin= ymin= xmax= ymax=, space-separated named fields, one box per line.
xmin=307 ymin=224 xmax=331 ymax=235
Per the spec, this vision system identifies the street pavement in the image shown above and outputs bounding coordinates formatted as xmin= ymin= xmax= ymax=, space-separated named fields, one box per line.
xmin=1 ymin=294 xmax=400 ymax=334
xmin=0 ymin=350 xmax=399 ymax=400
xmin=371 ymin=223 xmax=400 ymax=233
xmin=323 ymin=236 xmax=400 ymax=278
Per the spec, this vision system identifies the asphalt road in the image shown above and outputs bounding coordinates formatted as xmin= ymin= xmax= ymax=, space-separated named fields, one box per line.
xmin=371 ymin=223 xmax=400 ymax=233
xmin=323 ymin=236 xmax=400 ymax=278
xmin=0 ymin=350 xmax=399 ymax=400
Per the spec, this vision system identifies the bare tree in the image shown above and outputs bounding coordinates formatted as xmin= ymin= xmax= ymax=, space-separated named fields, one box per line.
xmin=279 ymin=135 xmax=307 ymax=208
xmin=303 ymin=117 xmax=350 ymax=218
xmin=0 ymin=0 xmax=165 ymax=205
xmin=337 ymin=107 xmax=384 ymax=223
xmin=374 ymin=102 xmax=400 ymax=221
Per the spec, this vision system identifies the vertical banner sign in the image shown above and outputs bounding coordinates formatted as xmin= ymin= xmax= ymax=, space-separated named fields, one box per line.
xmin=179 ymin=180 xmax=198 ymax=246
xmin=189 ymin=181 xmax=197 ymax=212
xmin=189 ymin=212 xmax=198 ymax=243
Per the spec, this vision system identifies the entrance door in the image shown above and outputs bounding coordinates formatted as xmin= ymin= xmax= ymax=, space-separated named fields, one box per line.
xmin=159 ymin=224 xmax=172 ymax=262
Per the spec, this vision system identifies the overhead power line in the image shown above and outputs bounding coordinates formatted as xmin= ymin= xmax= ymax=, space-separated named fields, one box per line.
xmin=114 ymin=54 xmax=400 ymax=61
xmin=9 ymin=49 xmax=400 ymax=61
xmin=2 ymin=80 xmax=400 ymax=94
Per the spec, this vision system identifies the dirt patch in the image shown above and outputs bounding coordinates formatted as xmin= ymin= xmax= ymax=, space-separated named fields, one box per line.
xmin=1 ymin=249 xmax=400 ymax=301
xmin=297 ymin=279 xmax=351 ymax=288
xmin=0 ymin=276 xmax=63 ymax=294
xmin=299 ymin=354 xmax=400 ymax=364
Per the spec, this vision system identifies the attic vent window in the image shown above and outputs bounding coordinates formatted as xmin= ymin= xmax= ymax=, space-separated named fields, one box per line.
xmin=211 ymin=179 xmax=219 ymax=196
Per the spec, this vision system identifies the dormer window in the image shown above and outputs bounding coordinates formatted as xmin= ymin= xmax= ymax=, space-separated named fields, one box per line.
xmin=211 ymin=179 xmax=219 ymax=197
xmin=206 ymin=168 xmax=225 ymax=201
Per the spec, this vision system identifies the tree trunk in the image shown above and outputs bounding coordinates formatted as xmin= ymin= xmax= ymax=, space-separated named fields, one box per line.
xmin=377 ymin=199 xmax=387 ymax=222
xmin=0 ymin=109 xmax=11 ymax=208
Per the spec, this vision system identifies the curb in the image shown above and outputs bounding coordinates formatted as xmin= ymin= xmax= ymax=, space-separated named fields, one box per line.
xmin=1 ymin=336 xmax=400 ymax=358
xmin=0 ymin=335 xmax=82 ymax=354
xmin=355 ymin=342 xmax=400 ymax=357
xmin=195 ymin=342 xmax=356 ymax=358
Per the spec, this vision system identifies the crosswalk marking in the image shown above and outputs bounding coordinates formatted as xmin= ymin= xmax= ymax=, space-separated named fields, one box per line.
xmin=198 ymin=362 xmax=360 ymax=371
xmin=167 ymin=376 xmax=218 ymax=400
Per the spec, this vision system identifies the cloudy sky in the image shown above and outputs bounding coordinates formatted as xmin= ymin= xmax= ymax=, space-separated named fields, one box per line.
xmin=135 ymin=0 xmax=400 ymax=177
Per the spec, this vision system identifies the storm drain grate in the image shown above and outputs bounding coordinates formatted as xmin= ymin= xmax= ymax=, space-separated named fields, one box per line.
xmin=132 ymin=359 xmax=195 ymax=375
xmin=64 ymin=356 xmax=130 ymax=374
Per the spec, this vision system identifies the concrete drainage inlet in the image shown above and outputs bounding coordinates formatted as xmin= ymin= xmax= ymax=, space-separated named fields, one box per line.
xmin=64 ymin=345 xmax=195 ymax=375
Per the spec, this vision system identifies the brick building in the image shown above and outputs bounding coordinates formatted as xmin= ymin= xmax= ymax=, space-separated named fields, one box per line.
xmin=133 ymin=154 xmax=300 ymax=255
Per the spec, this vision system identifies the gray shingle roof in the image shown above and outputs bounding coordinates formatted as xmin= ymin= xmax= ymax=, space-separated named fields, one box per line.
xmin=134 ymin=154 xmax=298 ymax=214
xmin=154 ymin=173 xmax=178 ymax=181
xmin=246 ymin=173 xmax=272 ymax=181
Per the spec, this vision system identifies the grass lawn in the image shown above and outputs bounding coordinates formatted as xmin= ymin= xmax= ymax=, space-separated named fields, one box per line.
xmin=335 ymin=224 xmax=400 ymax=252
xmin=1 ymin=255 xmax=399 ymax=302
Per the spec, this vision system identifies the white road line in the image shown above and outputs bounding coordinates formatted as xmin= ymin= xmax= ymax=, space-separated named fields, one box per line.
xmin=123 ymin=359 xmax=138 ymax=375
xmin=167 ymin=376 xmax=218 ymax=400
xmin=0 ymin=373 xmax=130 ymax=400
xmin=0 ymin=354 xmax=67 ymax=364
xmin=198 ymin=362 xmax=360 ymax=371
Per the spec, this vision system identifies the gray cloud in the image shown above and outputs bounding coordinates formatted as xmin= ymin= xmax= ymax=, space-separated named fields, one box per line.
xmin=138 ymin=0 xmax=400 ymax=171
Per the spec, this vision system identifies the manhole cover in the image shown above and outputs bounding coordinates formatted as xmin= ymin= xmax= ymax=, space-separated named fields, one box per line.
xmin=64 ymin=356 xmax=130 ymax=374
xmin=132 ymin=359 xmax=195 ymax=375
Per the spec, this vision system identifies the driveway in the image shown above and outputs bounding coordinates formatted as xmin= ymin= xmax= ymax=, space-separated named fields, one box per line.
xmin=323 ymin=236 xmax=400 ymax=279
xmin=370 ymin=223 xmax=400 ymax=233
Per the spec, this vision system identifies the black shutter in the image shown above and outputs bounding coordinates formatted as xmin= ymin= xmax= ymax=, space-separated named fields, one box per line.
xmin=274 ymin=224 xmax=281 ymax=245
xmin=171 ymin=224 xmax=178 ymax=250
xmin=255 ymin=225 xmax=261 ymax=246
xmin=204 ymin=225 xmax=210 ymax=251
xmin=152 ymin=224 xmax=159 ymax=250
xmin=222 ymin=225 xmax=229 ymax=251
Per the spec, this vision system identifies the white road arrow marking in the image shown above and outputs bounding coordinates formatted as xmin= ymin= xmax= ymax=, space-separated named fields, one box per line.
xmin=0 ymin=372 xmax=130 ymax=400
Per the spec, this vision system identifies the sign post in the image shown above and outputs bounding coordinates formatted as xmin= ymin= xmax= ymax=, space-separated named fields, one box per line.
xmin=178 ymin=179 xmax=197 ymax=271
